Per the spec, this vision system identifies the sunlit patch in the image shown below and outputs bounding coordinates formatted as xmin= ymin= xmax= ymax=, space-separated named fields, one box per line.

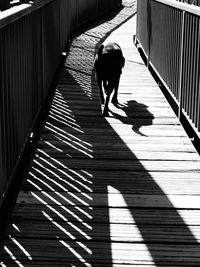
xmin=34 ymin=158 xmax=92 ymax=195
xmin=53 ymin=102 xmax=71 ymax=113
xmin=48 ymin=114 xmax=84 ymax=133
xmin=31 ymin=168 xmax=80 ymax=192
xmin=29 ymin=171 xmax=68 ymax=192
xmin=44 ymin=141 xmax=63 ymax=153
xmin=52 ymin=98 xmax=72 ymax=112
xmin=28 ymin=179 xmax=42 ymax=191
xmin=56 ymin=168 xmax=93 ymax=192
xmin=73 ymin=206 xmax=92 ymax=219
xmin=49 ymin=111 xmax=78 ymax=130
xmin=81 ymin=170 xmax=93 ymax=177
xmin=67 ymin=222 xmax=91 ymax=240
xmin=41 ymin=124 xmax=93 ymax=157
xmin=66 ymin=63 xmax=93 ymax=99
xmin=51 ymin=105 xmax=76 ymax=121
xmin=30 ymin=188 xmax=91 ymax=227
xmin=9 ymin=236 xmax=32 ymax=260
xmin=31 ymin=192 xmax=68 ymax=221
xmin=66 ymin=132 xmax=92 ymax=148
xmin=50 ymin=106 xmax=75 ymax=122
xmin=76 ymin=241 xmax=92 ymax=255
xmin=31 ymin=164 xmax=82 ymax=193
xmin=49 ymin=105 xmax=77 ymax=123
xmin=42 ymin=211 xmax=76 ymax=239
xmin=108 ymin=186 xmax=154 ymax=263
xmin=81 ymin=192 xmax=93 ymax=200
xmin=82 ymin=222 xmax=92 ymax=230
xmin=32 ymin=160 xmax=93 ymax=193
xmin=4 ymin=246 xmax=24 ymax=267
xmin=59 ymin=239 xmax=92 ymax=267
xmin=12 ymin=224 xmax=20 ymax=232
xmin=68 ymin=192 xmax=89 ymax=206
xmin=53 ymin=136 xmax=93 ymax=158
xmin=45 ymin=122 xmax=89 ymax=147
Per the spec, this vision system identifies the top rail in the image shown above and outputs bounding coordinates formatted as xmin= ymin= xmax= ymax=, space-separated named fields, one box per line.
xmin=0 ymin=4 xmax=31 ymax=28
xmin=176 ymin=0 xmax=200 ymax=7
xmin=0 ymin=0 xmax=72 ymax=29
xmin=156 ymin=0 xmax=200 ymax=14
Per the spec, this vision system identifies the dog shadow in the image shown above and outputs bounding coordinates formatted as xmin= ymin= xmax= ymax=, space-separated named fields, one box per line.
xmin=111 ymin=100 xmax=154 ymax=136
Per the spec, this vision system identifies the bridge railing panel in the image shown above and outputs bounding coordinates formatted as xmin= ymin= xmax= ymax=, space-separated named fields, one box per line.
xmin=0 ymin=7 xmax=43 ymax=200
xmin=136 ymin=0 xmax=200 ymax=138
xmin=0 ymin=0 xmax=121 ymax=208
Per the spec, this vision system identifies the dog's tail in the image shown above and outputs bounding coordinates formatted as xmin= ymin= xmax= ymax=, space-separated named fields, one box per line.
xmin=97 ymin=44 xmax=104 ymax=57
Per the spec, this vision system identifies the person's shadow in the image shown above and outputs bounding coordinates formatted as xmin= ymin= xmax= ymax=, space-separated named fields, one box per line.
xmin=111 ymin=100 xmax=154 ymax=136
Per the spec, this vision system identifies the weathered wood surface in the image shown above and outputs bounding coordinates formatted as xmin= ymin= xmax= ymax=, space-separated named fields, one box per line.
xmin=1 ymin=0 xmax=200 ymax=266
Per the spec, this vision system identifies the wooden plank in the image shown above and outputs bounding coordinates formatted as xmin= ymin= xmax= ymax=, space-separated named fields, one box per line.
xmin=31 ymin=157 xmax=200 ymax=172
xmin=5 ymin=221 xmax=200 ymax=243
xmin=35 ymin=148 xmax=199 ymax=161
xmin=10 ymin=205 xmax=200 ymax=225
xmin=37 ymin=137 xmax=196 ymax=153
xmin=42 ymin=123 xmax=189 ymax=137
xmin=39 ymin=134 xmax=193 ymax=145
xmin=22 ymin=175 xmax=200 ymax=195
xmin=16 ymin=191 xmax=200 ymax=209
xmin=1 ymin=239 xmax=200 ymax=264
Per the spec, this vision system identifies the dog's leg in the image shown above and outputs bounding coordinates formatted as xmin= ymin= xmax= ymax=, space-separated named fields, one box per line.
xmin=103 ymin=83 xmax=111 ymax=116
xmin=103 ymin=93 xmax=110 ymax=117
xmin=96 ymin=75 xmax=104 ymax=104
xmin=111 ymin=77 xmax=120 ymax=104
xmin=99 ymin=81 xmax=105 ymax=105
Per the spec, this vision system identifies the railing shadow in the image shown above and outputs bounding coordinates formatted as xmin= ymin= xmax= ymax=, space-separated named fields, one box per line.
xmin=1 ymin=1 xmax=200 ymax=266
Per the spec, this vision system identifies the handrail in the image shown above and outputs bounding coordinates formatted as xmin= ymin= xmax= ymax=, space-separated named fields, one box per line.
xmin=0 ymin=4 xmax=31 ymax=28
xmin=0 ymin=0 xmax=61 ymax=29
xmin=155 ymin=0 xmax=200 ymax=14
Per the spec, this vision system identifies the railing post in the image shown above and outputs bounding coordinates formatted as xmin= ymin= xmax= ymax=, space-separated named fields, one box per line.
xmin=178 ymin=10 xmax=185 ymax=120
xmin=147 ymin=0 xmax=151 ymax=68
xmin=59 ymin=0 xmax=61 ymax=54
xmin=197 ymin=19 xmax=200 ymax=131
xmin=0 ymin=33 xmax=5 ymax=199
xmin=40 ymin=6 xmax=45 ymax=109
xmin=76 ymin=0 xmax=79 ymax=27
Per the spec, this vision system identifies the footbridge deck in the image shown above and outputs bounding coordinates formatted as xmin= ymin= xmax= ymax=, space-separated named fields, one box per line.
xmin=1 ymin=2 xmax=200 ymax=266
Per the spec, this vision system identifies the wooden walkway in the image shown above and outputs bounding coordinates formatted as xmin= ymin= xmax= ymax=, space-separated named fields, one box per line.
xmin=1 ymin=1 xmax=200 ymax=266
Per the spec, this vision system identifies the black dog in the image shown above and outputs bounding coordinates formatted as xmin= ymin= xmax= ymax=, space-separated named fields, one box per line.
xmin=94 ymin=42 xmax=125 ymax=116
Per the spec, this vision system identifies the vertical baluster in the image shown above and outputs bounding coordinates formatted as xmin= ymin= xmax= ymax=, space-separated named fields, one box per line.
xmin=189 ymin=15 xmax=196 ymax=123
xmin=193 ymin=17 xmax=200 ymax=128
xmin=178 ymin=10 xmax=185 ymax=120
xmin=197 ymin=19 xmax=200 ymax=131
xmin=0 ymin=31 xmax=5 ymax=197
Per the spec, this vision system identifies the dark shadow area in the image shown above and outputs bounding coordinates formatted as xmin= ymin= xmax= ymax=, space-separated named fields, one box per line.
xmin=1 ymin=1 xmax=200 ymax=266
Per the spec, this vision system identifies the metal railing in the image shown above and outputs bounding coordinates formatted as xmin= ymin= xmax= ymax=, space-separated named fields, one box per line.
xmin=136 ymin=0 xmax=200 ymax=138
xmin=0 ymin=0 xmax=122 ymax=207
xmin=177 ymin=0 xmax=200 ymax=7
